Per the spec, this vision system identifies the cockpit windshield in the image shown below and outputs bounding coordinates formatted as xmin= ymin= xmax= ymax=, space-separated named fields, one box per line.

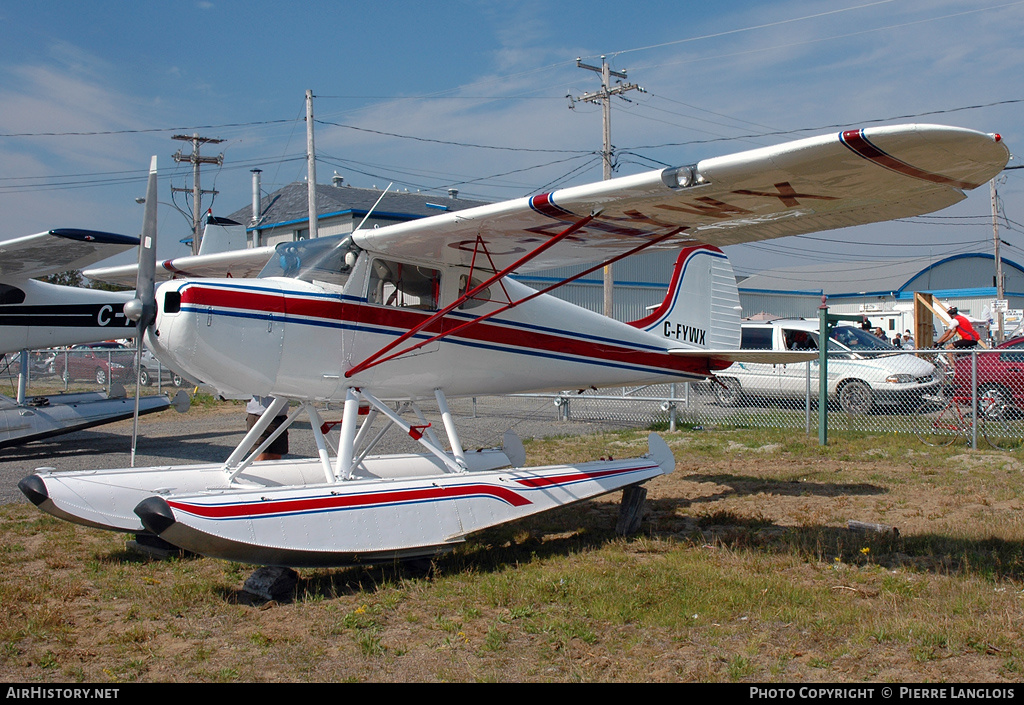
xmin=257 ymin=235 xmax=358 ymax=287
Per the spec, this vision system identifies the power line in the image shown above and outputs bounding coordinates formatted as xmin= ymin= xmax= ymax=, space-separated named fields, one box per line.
xmin=314 ymin=119 xmax=592 ymax=154
xmin=0 ymin=118 xmax=296 ymax=139
xmin=624 ymin=99 xmax=1024 ymax=150
xmin=2 ymin=97 xmax=1019 ymax=197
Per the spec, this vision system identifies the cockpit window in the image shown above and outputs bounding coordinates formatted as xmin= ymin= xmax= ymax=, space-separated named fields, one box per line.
xmin=457 ymin=274 xmax=491 ymax=310
xmin=258 ymin=235 xmax=356 ymax=287
xmin=367 ymin=258 xmax=440 ymax=311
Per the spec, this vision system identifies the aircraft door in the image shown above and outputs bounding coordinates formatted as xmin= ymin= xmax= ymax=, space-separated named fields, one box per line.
xmin=356 ymin=257 xmax=442 ymax=362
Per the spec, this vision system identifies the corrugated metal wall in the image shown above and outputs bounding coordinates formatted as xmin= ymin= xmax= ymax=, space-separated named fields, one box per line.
xmin=522 ymin=250 xmax=1024 ymax=338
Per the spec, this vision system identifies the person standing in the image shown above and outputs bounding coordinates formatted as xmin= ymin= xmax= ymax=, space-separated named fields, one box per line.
xmin=246 ymin=395 xmax=289 ymax=461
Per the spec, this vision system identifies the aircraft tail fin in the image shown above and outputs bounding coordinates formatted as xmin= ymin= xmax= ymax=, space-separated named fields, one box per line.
xmin=628 ymin=244 xmax=741 ymax=349
xmin=197 ymin=213 xmax=247 ymax=255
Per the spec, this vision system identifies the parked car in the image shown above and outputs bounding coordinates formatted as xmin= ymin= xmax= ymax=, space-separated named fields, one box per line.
xmin=51 ymin=342 xmax=136 ymax=385
xmin=715 ymin=319 xmax=939 ymax=414
xmin=2 ymin=350 xmax=57 ymax=377
xmin=137 ymin=348 xmax=191 ymax=387
xmin=951 ymin=336 xmax=1024 ymax=412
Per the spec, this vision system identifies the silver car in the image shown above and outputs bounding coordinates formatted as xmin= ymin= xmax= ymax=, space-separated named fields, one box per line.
xmin=137 ymin=348 xmax=191 ymax=388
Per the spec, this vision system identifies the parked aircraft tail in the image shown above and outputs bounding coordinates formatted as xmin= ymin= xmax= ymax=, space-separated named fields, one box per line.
xmin=628 ymin=244 xmax=741 ymax=350
xmin=197 ymin=213 xmax=247 ymax=255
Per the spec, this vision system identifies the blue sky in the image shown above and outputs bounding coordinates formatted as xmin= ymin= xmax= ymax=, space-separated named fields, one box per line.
xmin=2 ymin=0 xmax=1023 ymax=281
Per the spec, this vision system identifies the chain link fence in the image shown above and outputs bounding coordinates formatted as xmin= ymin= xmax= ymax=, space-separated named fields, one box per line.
xmin=508 ymin=349 xmax=1024 ymax=451
xmin=6 ymin=346 xmax=1024 ymax=451
xmin=1 ymin=343 xmax=191 ymax=398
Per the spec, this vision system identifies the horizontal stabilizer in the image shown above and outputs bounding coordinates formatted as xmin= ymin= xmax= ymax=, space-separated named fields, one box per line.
xmin=668 ymin=349 xmax=819 ymax=365
xmin=85 ymin=246 xmax=276 ymax=287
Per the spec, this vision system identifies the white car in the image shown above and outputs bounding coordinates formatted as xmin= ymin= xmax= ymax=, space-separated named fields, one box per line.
xmin=715 ymin=319 xmax=939 ymax=414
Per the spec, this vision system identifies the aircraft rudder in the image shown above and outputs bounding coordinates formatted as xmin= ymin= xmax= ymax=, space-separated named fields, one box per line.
xmin=629 ymin=245 xmax=741 ymax=350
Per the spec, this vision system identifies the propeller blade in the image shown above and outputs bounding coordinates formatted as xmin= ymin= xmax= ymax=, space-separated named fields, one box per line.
xmin=125 ymin=155 xmax=159 ymax=330
xmin=129 ymin=156 xmax=159 ymax=466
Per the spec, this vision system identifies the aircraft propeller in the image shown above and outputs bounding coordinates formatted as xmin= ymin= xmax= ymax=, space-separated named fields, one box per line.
xmin=124 ymin=156 xmax=160 ymax=466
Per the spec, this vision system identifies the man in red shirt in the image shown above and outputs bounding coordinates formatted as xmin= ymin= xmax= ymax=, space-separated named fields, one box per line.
xmin=936 ymin=307 xmax=981 ymax=349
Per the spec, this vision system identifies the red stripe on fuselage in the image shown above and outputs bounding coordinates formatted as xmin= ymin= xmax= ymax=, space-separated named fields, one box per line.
xmin=177 ymin=284 xmax=710 ymax=376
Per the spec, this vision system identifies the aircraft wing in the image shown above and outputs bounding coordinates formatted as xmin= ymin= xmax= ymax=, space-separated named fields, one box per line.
xmin=0 ymin=229 xmax=138 ymax=282
xmin=352 ymin=124 xmax=1009 ymax=272
xmin=84 ymin=246 xmax=276 ymax=287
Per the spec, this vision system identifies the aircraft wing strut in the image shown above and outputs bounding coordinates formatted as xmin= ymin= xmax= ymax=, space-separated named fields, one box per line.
xmin=346 ymin=227 xmax=683 ymax=377
xmin=345 ymin=210 xmax=601 ymax=377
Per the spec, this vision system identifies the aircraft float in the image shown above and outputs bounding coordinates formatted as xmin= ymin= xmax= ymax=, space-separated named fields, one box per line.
xmin=20 ymin=124 xmax=1010 ymax=568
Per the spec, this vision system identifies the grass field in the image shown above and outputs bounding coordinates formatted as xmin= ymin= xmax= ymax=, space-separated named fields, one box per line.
xmin=1 ymin=426 xmax=1022 ymax=683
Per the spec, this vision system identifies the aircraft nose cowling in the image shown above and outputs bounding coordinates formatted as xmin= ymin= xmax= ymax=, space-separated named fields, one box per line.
xmin=149 ymin=279 xmax=287 ymax=398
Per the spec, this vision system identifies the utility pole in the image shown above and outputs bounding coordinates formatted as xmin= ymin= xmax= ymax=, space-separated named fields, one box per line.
xmin=172 ymin=133 xmax=225 ymax=255
xmin=306 ymin=89 xmax=319 ymax=241
xmin=570 ymin=56 xmax=644 ymax=317
xmin=992 ymin=179 xmax=1004 ymax=343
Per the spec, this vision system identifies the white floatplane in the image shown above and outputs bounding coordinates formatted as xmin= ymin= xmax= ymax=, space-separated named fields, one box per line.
xmin=20 ymin=124 xmax=1010 ymax=567
xmin=0 ymin=388 xmax=176 ymax=450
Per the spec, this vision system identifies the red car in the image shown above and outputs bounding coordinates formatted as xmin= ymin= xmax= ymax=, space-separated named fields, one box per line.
xmin=952 ymin=336 xmax=1024 ymax=411
xmin=51 ymin=342 xmax=136 ymax=385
